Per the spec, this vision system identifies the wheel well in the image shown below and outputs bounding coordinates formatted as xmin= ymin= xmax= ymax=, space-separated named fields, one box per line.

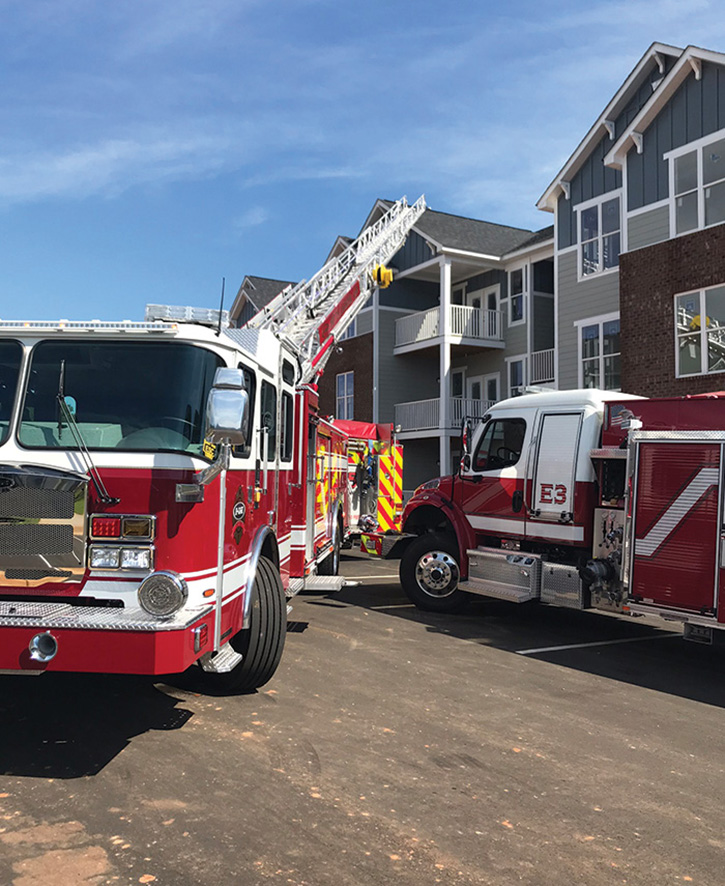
xmin=260 ymin=534 xmax=279 ymax=569
xmin=402 ymin=505 xmax=455 ymax=538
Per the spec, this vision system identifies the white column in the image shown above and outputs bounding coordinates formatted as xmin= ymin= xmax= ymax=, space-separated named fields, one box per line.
xmin=439 ymin=258 xmax=452 ymax=476
xmin=372 ymin=285 xmax=380 ymax=423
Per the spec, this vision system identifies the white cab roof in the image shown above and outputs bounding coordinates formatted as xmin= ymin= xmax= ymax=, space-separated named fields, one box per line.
xmin=489 ymin=389 xmax=645 ymax=413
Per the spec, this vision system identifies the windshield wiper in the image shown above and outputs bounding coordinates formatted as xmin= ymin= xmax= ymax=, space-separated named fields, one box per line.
xmin=56 ymin=360 xmax=120 ymax=505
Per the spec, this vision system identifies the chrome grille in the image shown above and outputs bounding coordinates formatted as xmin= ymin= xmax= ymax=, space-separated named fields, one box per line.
xmin=0 ymin=466 xmax=87 ymax=586
xmin=0 ymin=524 xmax=74 ymax=556
xmin=0 ymin=488 xmax=75 ymax=519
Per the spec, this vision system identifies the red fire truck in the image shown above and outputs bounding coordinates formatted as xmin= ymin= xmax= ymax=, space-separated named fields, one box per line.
xmin=362 ymin=387 xmax=725 ymax=645
xmin=0 ymin=195 xmax=426 ymax=689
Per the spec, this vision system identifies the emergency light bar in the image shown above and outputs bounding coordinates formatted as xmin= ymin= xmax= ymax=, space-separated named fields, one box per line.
xmin=0 ymin=319 xmax=176 ymax=333
xmin=145 ymin=303 xmax=229 ymax=328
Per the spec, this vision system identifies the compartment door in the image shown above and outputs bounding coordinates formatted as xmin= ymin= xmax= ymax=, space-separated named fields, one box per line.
xmin=631 ymin=442 xmax=721 ymax=613
xmin=530 ymin=412 xmax=582 ymax=523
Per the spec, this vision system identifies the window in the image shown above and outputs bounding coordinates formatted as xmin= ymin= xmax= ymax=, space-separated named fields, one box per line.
xmin=260 ymin=381 xmax=277 ymax=460
xmin=473 ymin=418 xmax=527 ymax=471
xmin=336 ymin=371 xmax=354 ymax=420
xmin=507 ymin=357 xmax=526 ymax=396
xmin=281 ymin=391 xmax=294 ymax=462
xmin=339 ymin=318 xmax=357 ymax=341
xmin=670 ymin=132 xmax=725 ymax=235
xmin=675 ymin=285 xmax=725 ymax=376
xmin=0 ymin=340 xmax=22 ymax=446
xmin=578 ymin=195 xmax=620 ymax=277
xmin=19 ymin=341 xmax=222 ymax=458
xmin=578 ymin=316 xmax=620 ymax=389
xmin=234 ymin=363 xmax=256 ymax=459
xmin=508 ymin=267 xmax=526 ymax=325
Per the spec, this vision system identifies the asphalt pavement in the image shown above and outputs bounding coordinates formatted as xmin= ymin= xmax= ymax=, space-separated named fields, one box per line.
xmin=0 ymin=550 xmax=724 ymax=886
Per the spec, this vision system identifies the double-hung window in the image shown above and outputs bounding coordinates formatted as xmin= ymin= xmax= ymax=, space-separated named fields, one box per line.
xmin=675 ymin=285 xmax=725 ymax=376
xmin=579 ymin=195 xmax=621 ymax=278
xmin=670 ymin=131 xmax=725 ymax=235
xmin=577 ymin=314 xmax=620 ymax=389
xmin=339 ymin=318 xmax=357 ymax=341
xmin=508 ymin=267 xmax=526 ymax=326
xmin=336 ymin=371 xmax=354 ymax=419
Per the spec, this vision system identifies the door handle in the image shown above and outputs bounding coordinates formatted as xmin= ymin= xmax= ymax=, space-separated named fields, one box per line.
xmin=512 ymin=489 xmax=524 ymax=513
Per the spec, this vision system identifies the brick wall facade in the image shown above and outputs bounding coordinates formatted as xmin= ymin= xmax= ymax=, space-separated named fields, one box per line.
xmin=316 ymin=333 xmax=373 ymax=421
xmin=620 ymin=223 xmax=725 ymax=397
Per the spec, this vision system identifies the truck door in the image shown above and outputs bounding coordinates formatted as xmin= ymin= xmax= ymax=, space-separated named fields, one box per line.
xmin=459 ymin=415 xmax=529 ymax=541
xmin=529 ymin=411 xmax=583 ymax=528
xmin=629 ymin=438 xmax=721 ymax=614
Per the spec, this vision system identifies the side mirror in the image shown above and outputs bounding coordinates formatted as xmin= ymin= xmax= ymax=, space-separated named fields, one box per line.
xmin=463 ymin=453 xmax=471 ymax=472
xmin=205 ymin=368 xmax=250 ymax=445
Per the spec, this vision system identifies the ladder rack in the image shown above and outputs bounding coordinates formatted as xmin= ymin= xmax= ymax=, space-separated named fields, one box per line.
xmin=249 ymin=196 xmax=426 ymax=382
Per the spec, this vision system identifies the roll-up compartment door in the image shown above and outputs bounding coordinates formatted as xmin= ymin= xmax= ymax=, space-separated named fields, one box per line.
xmin=531 ymin=412 xmax=583 ymax=522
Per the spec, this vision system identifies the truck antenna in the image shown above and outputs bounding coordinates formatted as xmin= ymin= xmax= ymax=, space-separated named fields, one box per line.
xmin=216 ymin=277 xmax=225 ymax=337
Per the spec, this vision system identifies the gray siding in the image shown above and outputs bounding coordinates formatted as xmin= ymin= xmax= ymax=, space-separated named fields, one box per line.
xmin=381 ymin=277 xmax=438 ymax=310
xmin=356 ymin=308 xmax=373 ymax=336
xmin=504 ymin=314 xmax=527 ymax=356
xmin=401 ymin=438 xmax=440 ymax=491
xmin=533 ymin=295 xmax=555 ymax=351
xmin=379 ymin=312 xmax=438 ymax=423
xmin=628 ymin=60 xmax=725 ymax=210
xmin=627 ymin=204 xmax=670 ymax=251
xmin=558 ymin=134 xmax=623 ymax=249
xmin=557 ymin=250 xmax=620 ymax=390
xmin=394 ymin=230 xmax=434 ymax=272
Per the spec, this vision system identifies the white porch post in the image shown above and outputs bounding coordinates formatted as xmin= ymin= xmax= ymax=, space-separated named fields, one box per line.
xmin=439 ymin=258 xmax=452 ymax=475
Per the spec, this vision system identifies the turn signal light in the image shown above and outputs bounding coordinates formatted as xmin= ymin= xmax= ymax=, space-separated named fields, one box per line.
xmin=92 ymin=516 xmax=122 ymax=538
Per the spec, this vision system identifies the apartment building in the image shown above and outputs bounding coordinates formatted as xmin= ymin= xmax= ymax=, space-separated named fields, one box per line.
xmin=235 ymin=41 xmax=725 ymax=494
xmin=317 ymin=202 xmax=554 ymax=492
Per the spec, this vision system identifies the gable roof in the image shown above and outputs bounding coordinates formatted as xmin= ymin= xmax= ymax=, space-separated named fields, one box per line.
xmin=605 ymin=44 xmax=725 ymax=169
xmin=230 ymin=275 xmax=295 ymax=320
xmin=537 ymin=42 xmax=683 ymax=211
xmin=365 ymin=198 xmax=536 ymax=260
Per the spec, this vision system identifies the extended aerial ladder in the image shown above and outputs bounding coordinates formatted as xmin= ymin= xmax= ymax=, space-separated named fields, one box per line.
xmin=248 ymin=196 xmax=427 ymax=383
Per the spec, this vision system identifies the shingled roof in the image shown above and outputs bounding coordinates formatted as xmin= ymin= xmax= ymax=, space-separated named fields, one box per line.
xmin=239 ymin=275 xmax=295 ymax=312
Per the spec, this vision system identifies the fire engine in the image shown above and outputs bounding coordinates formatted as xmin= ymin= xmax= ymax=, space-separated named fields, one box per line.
xmin=362 ymin=387 xmax=725 ymax=645
xmin=0 ymin=195 xmax=426 ymax=689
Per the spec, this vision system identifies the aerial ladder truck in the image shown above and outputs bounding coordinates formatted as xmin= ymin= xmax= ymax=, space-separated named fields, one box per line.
xmin=0 ymin=196 xmax=426 ymax=691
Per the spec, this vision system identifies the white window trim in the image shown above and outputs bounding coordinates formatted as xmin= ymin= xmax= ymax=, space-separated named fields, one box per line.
xmin=505 ymin=353 xmax=527 ymax=397
xmin=574 ymin=311 xmax=621 ymax=390
xmin=339 ymin=317 xmax=357 ymax=340
xmin=335 ymin=370 xmax=354 ymax=420
xmin=575 ymin=190 xmax=623 ymax=282
xmin=673 ymin=284 xmax=725 ymax=378
xmin=665 ymin=126 xmax=725 ymax=239
xmin=482 ymin=371 xmax=501 ymax=404
xmin=507 ymin=264 xmax=528 ymax=328
xmin=451 ymin=367 xmax=466 ymax=398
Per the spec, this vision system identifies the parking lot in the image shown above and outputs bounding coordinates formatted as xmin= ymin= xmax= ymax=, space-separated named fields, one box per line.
xmin=1 ymin=550 xmax=724 ymax=886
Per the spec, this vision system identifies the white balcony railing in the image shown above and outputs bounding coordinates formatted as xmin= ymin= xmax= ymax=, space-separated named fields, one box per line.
xmin=395 ymin=306 xmax=504 ymax=348
xmin=530 ymin=348 xmax=555 ymax=384
xmin=395 ymin=397 xmax=497 ymax=433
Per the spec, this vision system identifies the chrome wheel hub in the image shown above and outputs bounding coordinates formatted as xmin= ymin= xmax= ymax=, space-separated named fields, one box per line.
xmin=415 ymin=551 xmax=459 ymax=597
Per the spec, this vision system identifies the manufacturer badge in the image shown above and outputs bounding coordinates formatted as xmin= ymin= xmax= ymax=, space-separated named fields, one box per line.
xmin=232 ymin=501 xmax=246 ymax=522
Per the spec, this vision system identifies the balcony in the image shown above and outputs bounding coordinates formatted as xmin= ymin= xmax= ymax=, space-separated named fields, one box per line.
xmin=395 ymin=305 xmax=504 ymax=352
xmin=395 ymin=397 xmax=496 ymax=434
xmin=529 ymin=348 xmax=555 ymax=385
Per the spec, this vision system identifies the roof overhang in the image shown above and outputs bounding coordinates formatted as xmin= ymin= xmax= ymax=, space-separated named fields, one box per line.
xmin=536 ymin=42 xmax=682 ymax=212
xmin=604 ymin=45 xmax=725 ymax=170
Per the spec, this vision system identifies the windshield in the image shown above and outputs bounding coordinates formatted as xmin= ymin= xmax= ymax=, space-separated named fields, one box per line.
xmin=0 ymin=340 xmax=23 ymax=445
xmin=19 ymin=340 xmax=223 ymax=457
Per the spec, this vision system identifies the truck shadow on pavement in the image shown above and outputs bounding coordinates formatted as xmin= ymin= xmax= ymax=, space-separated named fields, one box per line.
xmin=0 ymin=673 xmax=192 ymax=779
xmin=333 ymin=580 xmax=725 ymax=710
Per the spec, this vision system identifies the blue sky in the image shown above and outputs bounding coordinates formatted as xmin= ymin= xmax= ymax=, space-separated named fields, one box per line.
xmin=0 ymin=0 xmax=721 ymax=320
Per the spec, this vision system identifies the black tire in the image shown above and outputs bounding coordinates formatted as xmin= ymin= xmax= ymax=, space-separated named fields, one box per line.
xmin=203 ymin=556 xmax=287 ymax=692
xmin=399 ymin=533 xmax=468 ymax=613
xmin=318 ymin=522 xmax=341 ymax=576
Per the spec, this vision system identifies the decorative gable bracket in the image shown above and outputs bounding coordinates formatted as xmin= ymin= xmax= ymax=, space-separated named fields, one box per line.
xmin=631 ymin=132 xmax=644 ymax=154
xmin=604 ymin=120 xmax=616 ymax=140
xmin=689 ymin=57 xmax=702 ymax=80
xmin=560 ymin=181 xmax=571 ymax=200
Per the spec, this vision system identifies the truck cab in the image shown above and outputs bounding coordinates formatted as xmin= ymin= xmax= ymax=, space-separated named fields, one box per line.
xmin=369 ymin=389 xmax=642 ymax=613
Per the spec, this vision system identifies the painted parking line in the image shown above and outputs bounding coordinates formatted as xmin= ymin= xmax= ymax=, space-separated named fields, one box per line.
xmin=515 ymin=633 xmax=680 ymax=655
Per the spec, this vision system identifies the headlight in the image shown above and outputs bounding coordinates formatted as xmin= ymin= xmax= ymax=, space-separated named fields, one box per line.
xmin=415 ymin=478 xmax=440 ymax=494
xmin=89 ymin=545 xmax=153 ymax=570
xmin=138 ymin=571 xmax=188 ymax=618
